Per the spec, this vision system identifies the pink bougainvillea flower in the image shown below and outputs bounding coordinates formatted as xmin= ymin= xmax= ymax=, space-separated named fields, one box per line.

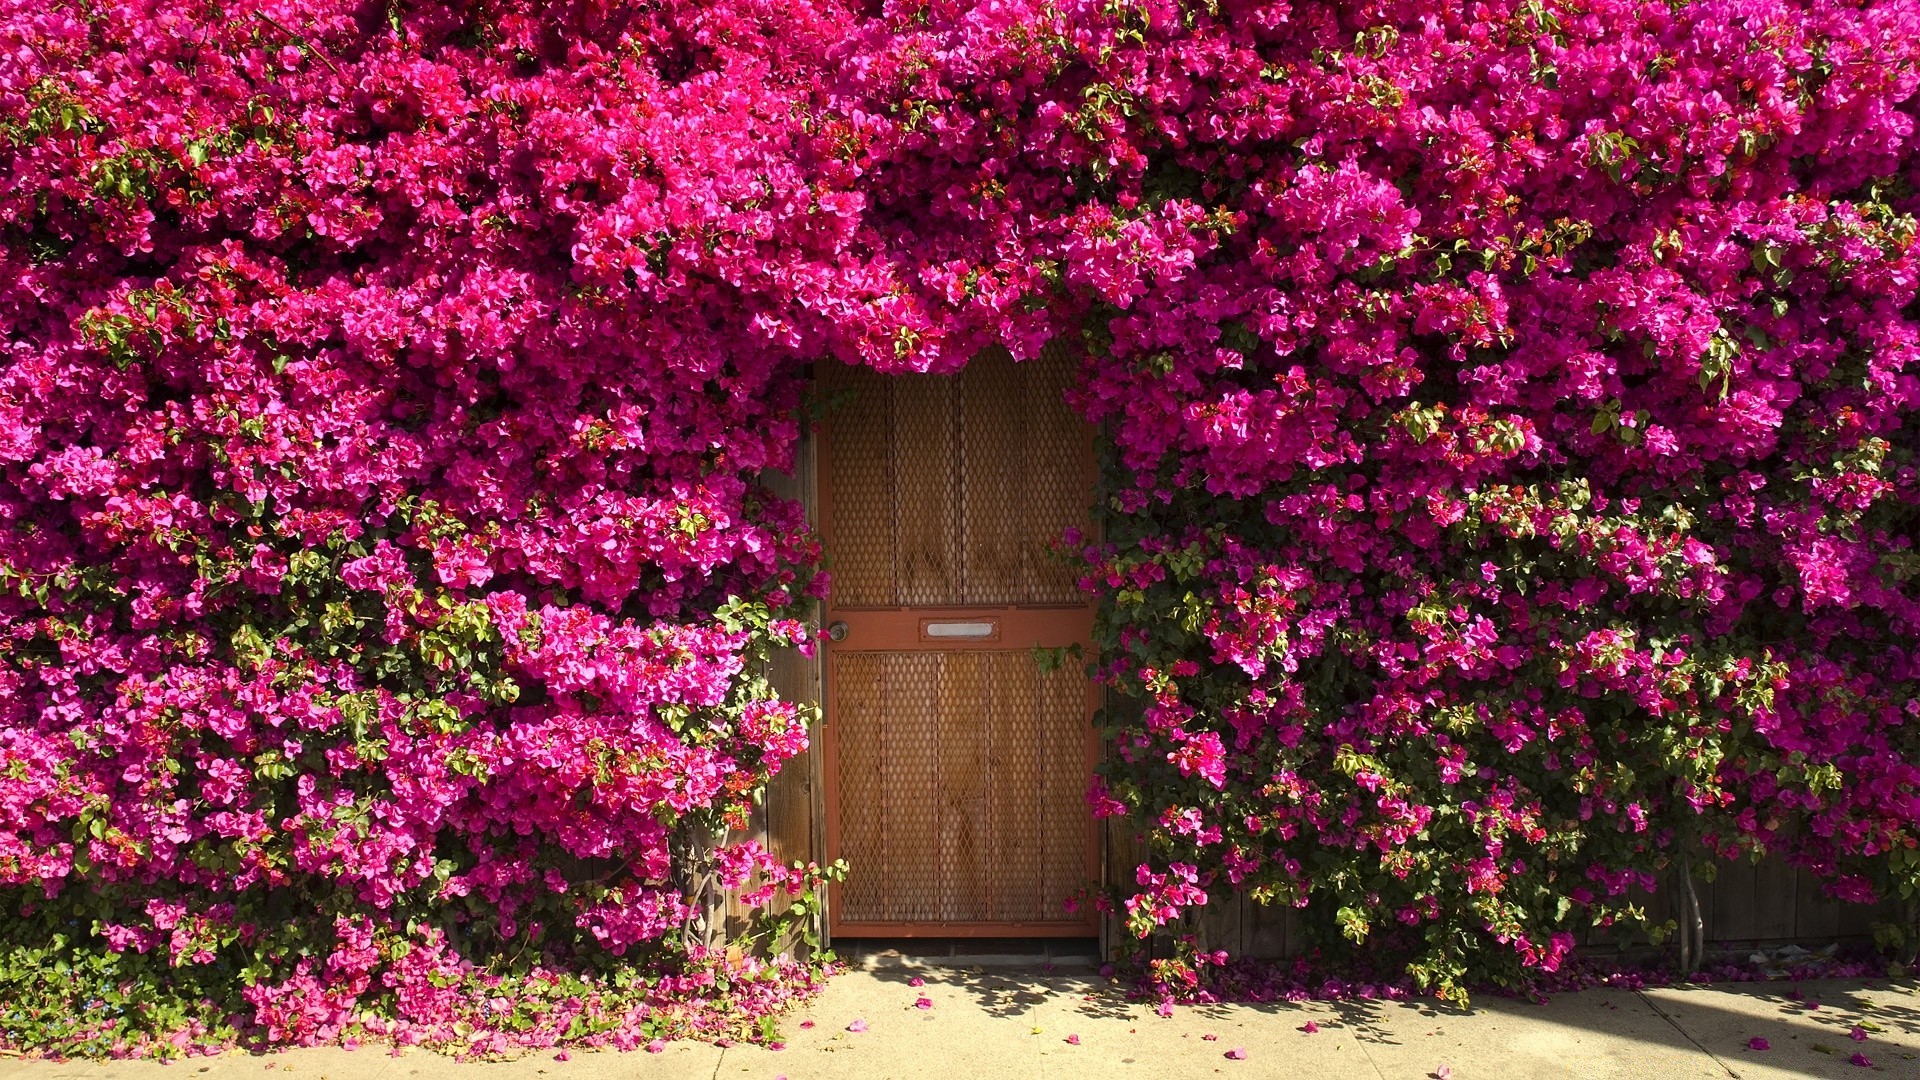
xmin=1850 ymin=1053 xmax=1873 ymax=1068
xmin=5 ymin=0 xmax=1920 ymax=1055
xmin=553 ymin=1051 xmax=569 ymax=1062
xmin=1850 ymin=1026 xmax=1868 ymax=1042
xmin=908 ymin=977 xmax=925 ymax=988
xmin=1157 ymin=1000 xmax=1174 ymax=1018
xmin=645 ymin=1041 xmax=666 ymax=1055
xmin=1065 ymin=1034 xmax=1080 ymax=1045
xmin=1224 ymin=1048 xmax=1247 ymax=1061
xmin=1301 ymin=1022 xmax=1320 ymax=1034
xmin=1747 ymin=1037 xmax=1771 ymax=1051
xmin=1432 ymin=1067 xmax=1453 ymax=1080
xmin=913 ymin=997 xmax=932 ymax=1010
xmin=798 ymin=1021 xmax=814 ymax=1029
xmin=846 ymin=1020 xmax=868 ymax=1033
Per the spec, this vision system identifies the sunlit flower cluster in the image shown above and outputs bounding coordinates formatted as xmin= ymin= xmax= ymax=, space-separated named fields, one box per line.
xmin=1 ymin=0 xmax=1916 ymax=1042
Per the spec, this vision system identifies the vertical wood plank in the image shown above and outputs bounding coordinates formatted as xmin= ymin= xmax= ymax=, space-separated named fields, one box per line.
xmin=1103 ymin=815 xmax=1136 ymax=959
xmin=764 ymin=645 xmax=817 ymax=865
xmin=759 ymin=433 xmax=823 ymax=952
xmin=940 ymin=652 xmax=991 ymax=921
xmin=835 ymin=653 xmax=887 ymax=920
xmin=995 ymin=653 xmax=1046 ymax=921
xmin=820 ymin=364 xmax=897 ymax=606
xmin=1698 ymin=868 xmax=1716 ymax=946
xmin=1709 ymin=858 xmax=1758 ymax=943
xmin=1195 ymin=890 xmax=1242 ymax=958
xmin=959 ymin=350 xmax=1024 ymax=604
xmin=892 ymin=376 xmax=960 ymax=606
xmin=889 ymin=653 xmax=943 ymax=922
xmin=1747 ymin=853 xmax=1799 ymax=940
xmin=1245 ymin=900 xmax=1292 ymax=959
xmin=1794 ymin=865 xmax=1844 ymax=940
xmin=1038 ymin=660 xmax=1089 ymax=923
xmin=1025 ymin=340 xmax=1090 ymax=604
xmin=1834 ymin=899 xmax=1883 ymax=938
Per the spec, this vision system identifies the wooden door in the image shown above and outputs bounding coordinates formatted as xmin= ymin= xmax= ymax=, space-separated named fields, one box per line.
xmin=818 ymin=343 xmax=1098 ymax=937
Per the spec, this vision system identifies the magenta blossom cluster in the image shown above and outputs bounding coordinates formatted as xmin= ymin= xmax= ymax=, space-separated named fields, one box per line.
xmin=0 ymin=0 xmax=856 ymax=1054
xmin=3 ymin=0 xmax=1919 ymax=1047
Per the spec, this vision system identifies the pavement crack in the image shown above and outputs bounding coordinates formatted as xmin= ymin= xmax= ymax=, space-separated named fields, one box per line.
xmin=1343 ymin=1014 xmax=1392 ymax=1080
xmin=1634 ymin=991 xmax=1742 ymax=1079
xmin=1350 ymin=1032 xmax=1392 ymax=1080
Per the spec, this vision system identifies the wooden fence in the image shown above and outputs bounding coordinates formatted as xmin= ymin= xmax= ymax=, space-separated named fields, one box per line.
xmin=1105 ymin=814 xmax=1890 ymax=963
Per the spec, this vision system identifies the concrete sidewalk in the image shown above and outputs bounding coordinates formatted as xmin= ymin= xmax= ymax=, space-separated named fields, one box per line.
xmin=5 ymin=967 xmax=1917 ymax=1079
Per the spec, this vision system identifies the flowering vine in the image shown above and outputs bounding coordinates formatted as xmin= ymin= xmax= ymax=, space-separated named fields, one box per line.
xmin=2 ymin=0 xmax=1919 ymax=1050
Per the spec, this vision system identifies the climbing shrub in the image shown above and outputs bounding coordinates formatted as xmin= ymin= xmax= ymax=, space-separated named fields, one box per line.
xmin=3 ymin=0 xmax=1919 ymax=1047
xmin=0 ymin=0 xmax=853 ymax=1055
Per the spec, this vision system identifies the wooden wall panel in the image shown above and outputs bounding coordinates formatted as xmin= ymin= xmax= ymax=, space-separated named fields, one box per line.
xmin=1795 ymin=865 xmax=1846 ymax=940
xmin=752 ymin=436 xmax=824 ymax=953
xmin=1101 ymin=853 xmax=1887 ymax=963
xmin=1245 ymin=901 xmax=1295 ymax=960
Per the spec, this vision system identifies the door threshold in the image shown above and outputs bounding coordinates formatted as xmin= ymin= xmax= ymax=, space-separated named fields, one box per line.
xmin=836 ymin=937 xmax=1100 ymax=970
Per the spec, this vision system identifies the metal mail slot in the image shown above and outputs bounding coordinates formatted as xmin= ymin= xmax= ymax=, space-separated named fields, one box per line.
xmin=921 ymin=620 xmax=999 ymax=640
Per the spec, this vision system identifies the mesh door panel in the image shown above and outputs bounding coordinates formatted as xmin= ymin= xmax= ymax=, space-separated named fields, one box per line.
xmin=959 ymin=352 xmax=1024 ymax=604
xmin=823 ymin=367 xmax=897 ymax=607
xmin=893 ymin=377 xmax=961 ymax=607
xmin=1021 ymin=340 xmax=1089 ymax=604
xmin=821 ymin=347 xmax=1088 ymax=608
xmin=833 ymin=649 xmax=1089 ymax=925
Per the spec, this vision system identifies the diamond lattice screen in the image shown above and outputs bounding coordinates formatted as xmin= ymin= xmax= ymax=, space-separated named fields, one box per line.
xmin=821 ymin=342 xmax=1087 ymax=608
xmin=832 ymin=650 xmax=1089 ymax=924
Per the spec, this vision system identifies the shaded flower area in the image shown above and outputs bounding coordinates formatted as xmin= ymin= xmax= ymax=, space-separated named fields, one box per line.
xmin=1 ymin=0 xmax=1918 ymax=1055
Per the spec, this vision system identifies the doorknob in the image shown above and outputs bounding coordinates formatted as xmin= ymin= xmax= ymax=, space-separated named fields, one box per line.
xmin=825 ymin=620 xmax=848 ymax=642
